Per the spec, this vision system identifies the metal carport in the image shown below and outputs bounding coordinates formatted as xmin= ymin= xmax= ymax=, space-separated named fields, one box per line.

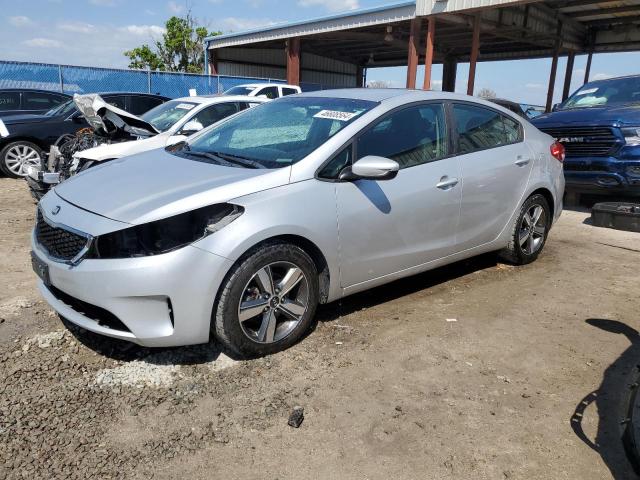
xmin=204 ymin=0 xmax=640 ymax=111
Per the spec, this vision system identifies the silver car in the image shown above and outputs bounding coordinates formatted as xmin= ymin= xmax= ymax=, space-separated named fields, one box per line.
xmin=31 ymin=89 xmax=565 ymax=357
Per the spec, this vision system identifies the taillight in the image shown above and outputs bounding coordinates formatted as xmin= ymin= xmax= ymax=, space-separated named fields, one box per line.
xmin=550 ymin=141 xmax=565 ymax=162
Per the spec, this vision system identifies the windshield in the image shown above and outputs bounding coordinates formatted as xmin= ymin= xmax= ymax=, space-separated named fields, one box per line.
xmin=561 ymin=77 xmax=640 ymax=110
xmin=46 ymin=99 xmax=77 ymax=117
xmin=224 ymin=86 xmax=256 ymax=95
xmin=179 ymin=97 xmax=377 ymax=169
xmin=140 ymin=100 xmax=198 ymax=132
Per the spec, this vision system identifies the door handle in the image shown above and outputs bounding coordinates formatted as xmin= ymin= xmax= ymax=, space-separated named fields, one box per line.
xmin=515 ymin=156 xmax=531 ymax=167
xmin=436 ymin=176 xmax=459 ymax=190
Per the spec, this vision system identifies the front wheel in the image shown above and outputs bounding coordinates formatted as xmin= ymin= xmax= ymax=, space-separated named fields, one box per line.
xmin=213 ymin=242 xmax=319 ymax=357
xmin=0 ymin=141 xmax=43 ymax=178
xmin=500 ymin=194 xmax=551 ymax=265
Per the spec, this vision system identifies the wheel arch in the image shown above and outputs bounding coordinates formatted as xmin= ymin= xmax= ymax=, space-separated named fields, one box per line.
xmin=529 ymin=187 xmax=555 ymax=221
xmin=223 ymin=234 xmax=332 ymax=304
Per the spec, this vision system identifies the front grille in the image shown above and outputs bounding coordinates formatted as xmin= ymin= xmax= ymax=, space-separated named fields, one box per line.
xmin=538 ymin=127 xmax=618 ymax=158
xmin=35 ymin=209 xmax=89 ymax=261
xmin=48 ymin=285 xmax=131 ymax=333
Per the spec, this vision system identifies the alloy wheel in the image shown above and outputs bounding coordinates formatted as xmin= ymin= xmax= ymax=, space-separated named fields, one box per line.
xmin=4 ymin=145 xmax=41 ymax=177
xmin=237 ymin=261 xmax=309 ymax=344
xmin=519 ymin=204 xmax=547 ymax=255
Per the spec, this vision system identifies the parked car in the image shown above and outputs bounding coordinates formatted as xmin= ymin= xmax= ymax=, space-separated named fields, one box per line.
xmin=0 ymin=89 xmax=70 ymax=117
xmin=533 ymin=74 xmax=640 ymax=197
xmin=0 ymin=92 xmax=169 ymax=178
xmin=31 ymin=89 xmax=564 ymax=357
xmin=488 ymin=98 xmax=543 ymax=120
xmin=25 ymin=94 xmax=269 ymax=197
xmin=223 ymin=83 xmax=301 ymax=99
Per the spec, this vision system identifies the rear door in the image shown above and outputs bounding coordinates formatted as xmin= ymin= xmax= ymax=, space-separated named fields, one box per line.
xmin=331 ymin=102 xmax=462 ymax=288
xmin=451 ymin=102 xmax=533 ymax=250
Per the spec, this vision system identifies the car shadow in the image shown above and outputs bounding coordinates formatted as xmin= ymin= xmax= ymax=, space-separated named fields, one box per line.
xmin=62 ymin=252 xmax=501 ymax=364
xmin=570 ymin=319 xmax=640 ymax=479
xmin=316 ymin=252 xmax=499 ymax=323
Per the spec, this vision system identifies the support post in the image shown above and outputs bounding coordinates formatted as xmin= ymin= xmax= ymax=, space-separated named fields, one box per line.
xmin=406 ymin=18 xmax=421 ymax=89
xmin=423 ymin=17 xmax=436 ymax=90
xmin=584 ymin=51 xmax=593 ymax=84
xmin=562 ymin=52 xmax=575 ymax=101
xmin=356 ymin=66 xmax=364 ymax=88
xmin=546 ymin=22 xmax=563 ymax=113
xmin=208 ymin=49 xmax=218 ymax=76
xmin=443 ymin=57 xmax=457 ymax=92
xmin=286 ymin=38 xmax=300 ymax=86
xmin=467 ymin=14 xmax=481 ymax=96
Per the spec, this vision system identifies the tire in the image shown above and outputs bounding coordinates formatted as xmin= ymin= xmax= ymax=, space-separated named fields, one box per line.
xmin=0 ymin=141 xmax=43 ymax=178
xmin=213 ymin=242 xmax=319 ymax=358
xmin=500 ymin=193 xmax=551 ymax=265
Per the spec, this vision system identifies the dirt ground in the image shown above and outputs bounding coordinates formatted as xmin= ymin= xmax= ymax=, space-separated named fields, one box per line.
xmin=1 ymin=176 xmax=640 ymax=479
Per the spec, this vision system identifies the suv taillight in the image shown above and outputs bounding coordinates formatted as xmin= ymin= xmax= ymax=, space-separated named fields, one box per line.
xmin=550 ymin=141 xmax=565 ymax=162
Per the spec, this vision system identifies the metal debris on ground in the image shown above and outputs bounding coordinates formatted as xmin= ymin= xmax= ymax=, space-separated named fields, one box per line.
xmin=288 ymin=406 xmax=304 ymax=428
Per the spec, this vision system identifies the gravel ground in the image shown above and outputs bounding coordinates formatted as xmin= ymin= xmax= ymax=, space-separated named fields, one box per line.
xmin=1 ymin=177 xmax=640 ymax=479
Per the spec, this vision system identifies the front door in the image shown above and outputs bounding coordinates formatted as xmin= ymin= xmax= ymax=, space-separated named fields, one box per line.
xmin=333 ymin=103 xmax=462 ymax=288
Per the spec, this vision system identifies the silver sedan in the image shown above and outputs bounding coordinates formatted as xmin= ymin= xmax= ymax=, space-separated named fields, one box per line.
xmin=31 ymin=89 xmax=565 ymax=357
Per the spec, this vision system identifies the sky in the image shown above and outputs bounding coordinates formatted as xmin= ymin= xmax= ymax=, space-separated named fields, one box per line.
xmin=1 ymin=0 xmax=639 ymax=105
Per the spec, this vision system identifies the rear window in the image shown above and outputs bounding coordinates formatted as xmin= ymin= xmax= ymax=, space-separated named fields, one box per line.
xmin=23 ymin=92 xmax=65 ymax=110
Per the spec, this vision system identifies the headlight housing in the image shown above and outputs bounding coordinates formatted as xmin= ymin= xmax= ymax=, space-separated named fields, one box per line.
xmin=87 ymin=203 xmax=243 ymax=259
xmin=622 ymin=127 xmax=640 ymax=146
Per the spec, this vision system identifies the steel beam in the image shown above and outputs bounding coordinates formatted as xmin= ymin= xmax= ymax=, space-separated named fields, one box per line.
xmin=562 ymin=51 xmax=575 ymax=101
xmin=286 ymin=37 xmax=300 ymax=85
xmin=546 ymin=22 xmax=563 ymax=113
xmin=423 ymin=17 xmax=436 ymax=90
xmin=467 ymin=14 xmax=481 ymax=96
xmin=406 ymin=18 xmax=421 ymax=89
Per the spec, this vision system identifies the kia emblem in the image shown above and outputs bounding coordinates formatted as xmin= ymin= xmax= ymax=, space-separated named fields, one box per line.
xmin=51 ymin=206 xmax=61 ymax=216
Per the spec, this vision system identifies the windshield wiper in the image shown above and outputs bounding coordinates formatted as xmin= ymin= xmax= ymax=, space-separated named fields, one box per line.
xmin=209 ymin=151 xmax=267 ymax=169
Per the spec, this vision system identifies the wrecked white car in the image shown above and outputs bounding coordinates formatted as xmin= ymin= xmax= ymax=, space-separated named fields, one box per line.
xmin=26 ymin=94 xmax=267 ymax=199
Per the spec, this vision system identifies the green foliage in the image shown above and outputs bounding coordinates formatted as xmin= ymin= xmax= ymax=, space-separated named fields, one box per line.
xmin=124 ymin=12 xmax=221 ymax=73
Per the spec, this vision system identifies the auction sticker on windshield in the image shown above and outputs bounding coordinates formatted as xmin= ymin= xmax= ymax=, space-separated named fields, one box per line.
xmin=176 ymin=103 xmax=196 ymax=110
xmin=313 ymin=110 xmax=360 ymax=121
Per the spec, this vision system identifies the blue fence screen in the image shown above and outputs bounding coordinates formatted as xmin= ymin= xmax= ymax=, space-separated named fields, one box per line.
xmin=0 ymin=60 xmax=323 ymax=98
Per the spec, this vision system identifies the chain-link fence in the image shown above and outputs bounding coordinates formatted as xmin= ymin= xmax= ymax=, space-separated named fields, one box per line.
xmin=0 ymin=61 xmax=323 ymax=98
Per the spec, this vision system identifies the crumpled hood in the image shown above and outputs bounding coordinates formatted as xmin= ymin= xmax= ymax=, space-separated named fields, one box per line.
xmin=533 ymin=104 xmax=640 ymax=128
xmin=74 ymin=94 xmax=160 ymax=137
xmin=54 ymin=148 xmax=290 ymax=225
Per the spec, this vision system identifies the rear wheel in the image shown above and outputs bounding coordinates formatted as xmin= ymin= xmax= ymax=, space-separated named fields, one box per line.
xmin=213 ymin=242 xmax=319 ymax=357
xmin=500 ymin=194 xmax=551 ymax=265
xmin=0 ymin=141 xmax=43 ymax=178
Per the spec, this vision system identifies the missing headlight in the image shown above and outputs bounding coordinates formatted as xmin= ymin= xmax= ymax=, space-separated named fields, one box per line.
xmin=88 ymin=203 xmax=243 ymax=259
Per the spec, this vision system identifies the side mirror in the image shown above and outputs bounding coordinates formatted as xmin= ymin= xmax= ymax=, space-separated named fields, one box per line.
xmin=180 ymin=120 xmax=204 ymax=135
xmin=339 ymin=156 xmax=400 ymax=181
xmin=552 ymin=103 xmax=560 ymax=112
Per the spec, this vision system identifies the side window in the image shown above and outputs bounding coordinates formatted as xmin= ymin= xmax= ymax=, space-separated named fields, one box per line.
xmin=357 ymin=103 xmax=449 ymax=169
xmin=256 ymin=87 xmax=279 ymax=99
xmin=103 ymin=95 xmax=127 ymax=111
xmin=0 ymin=92 xmax=20 ymax=111
xmin=503 ymin=115 xmax=522 ymax=143
xmin=318 ymin=145 xmax=352 ymax=179
xmin=22 ymin=92 xmax=61 ymax=110
xmin=453 ymin=103 xmax=522 ymax=154
xmin=282 ymin=88 xmax=298 ymax=97
xmin=189 ymin=103 xmax=240 ymax=129
xmin=129 ymin=96 xmax=163 ymax=115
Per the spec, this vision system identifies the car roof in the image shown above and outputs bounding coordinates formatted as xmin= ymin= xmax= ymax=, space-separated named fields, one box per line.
xmin=297 ymin=88 xmax=479 ymax=103
xmin=232 ymin=83 xmax=298 ymax=89
xmin=0 ymin=88 xmax=70 ymax=96
xmin=172 ymin=95 xmax=268 ymax=104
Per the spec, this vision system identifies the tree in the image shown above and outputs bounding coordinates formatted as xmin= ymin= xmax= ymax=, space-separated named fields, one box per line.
xmin=125 ymin=10 xmax=221 ymax=73
xmin=477 ymin=88 xmax=497 ymax=99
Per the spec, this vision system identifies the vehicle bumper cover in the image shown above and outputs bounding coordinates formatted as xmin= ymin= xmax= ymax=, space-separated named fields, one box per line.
xmin=563 ymin=156 xmax=640 ymax=194
xmin=32 ymin=238 xmax=234 ymax=347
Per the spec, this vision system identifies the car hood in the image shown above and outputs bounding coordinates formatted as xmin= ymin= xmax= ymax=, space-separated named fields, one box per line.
xmin=54 ymin=148 xmax=290 ymax=225
xmin=0 ymin=113 xmax=59 ymax=125
xmin=73 ymin=132 xmax=173 ymax=161
xmin=533 ymin=104 xmax=640 ymax=128
xmin=74 ymin=94 xmax=160 ymax=137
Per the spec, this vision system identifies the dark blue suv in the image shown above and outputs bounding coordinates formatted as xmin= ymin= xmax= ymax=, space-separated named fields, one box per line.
xmin=533 ymin=75 xmax=640 ymax=196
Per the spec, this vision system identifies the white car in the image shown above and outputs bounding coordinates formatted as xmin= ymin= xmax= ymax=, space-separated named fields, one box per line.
xmin=223 ymin=83 xmax=301 ymax=99
xmin=70 ymin=95 xmax=268 ymax=172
